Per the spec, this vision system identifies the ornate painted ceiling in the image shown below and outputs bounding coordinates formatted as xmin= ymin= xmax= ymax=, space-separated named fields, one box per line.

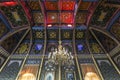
xmin=0 ymin=0 xmax=120 ymax=53
xmin=0 ymin=0 xmax=120 ymax=63
xmin=0 ymin=1 xmax=120 ymax=80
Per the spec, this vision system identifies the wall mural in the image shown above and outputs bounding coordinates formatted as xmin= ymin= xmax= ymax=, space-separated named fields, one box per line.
xmin=96 ymin=59 xmax=120 ymax=80
xmin=0 ymin=59 xmax=23 ymax=79
xmin=81 ymin=64 xmax=100 ymax=80
xmin=18 ymin=59 xmax=40 ymax=80
xmin=0 ymin=19 xmax=8 ymax=38
xmin=91 ymin=2 xmax=117 ymax=27
xmin=0 ymin=3 xmax=28 ymax=27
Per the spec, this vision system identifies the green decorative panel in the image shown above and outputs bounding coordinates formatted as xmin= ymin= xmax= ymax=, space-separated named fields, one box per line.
xmin=15 ymin=42 xmax=29 ymax=54
xmin=61 ymin=29 xmax=73 ymax=40
xmin=91 ymin=3 xmax=117 ymax=27
xmin=0 ymin=5 xmax=28 ymax=27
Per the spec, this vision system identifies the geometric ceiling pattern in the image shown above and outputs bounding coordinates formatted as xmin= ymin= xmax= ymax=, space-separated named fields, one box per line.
xmin=44 ymin=0 xmax=76 ymax=27
xmin=0 ymin=0 xmax=120 ymax=54
xmin=0 ymin=1 xmax=120 ymax=80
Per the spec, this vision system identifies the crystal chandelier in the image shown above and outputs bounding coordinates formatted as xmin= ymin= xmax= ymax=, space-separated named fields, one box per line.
xmin=45 ymin=41 xmax=74 ymax=71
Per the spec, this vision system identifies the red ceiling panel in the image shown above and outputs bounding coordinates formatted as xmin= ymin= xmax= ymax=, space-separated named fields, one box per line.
xmin=61 ymin=1 xmax=75 ymax=10
xmin=61 ymin=12 xmax=73 ymax=23
xmin=45 ymin=2 xmax=58 ymax=10
xmin=47 ymin=12 xmax=58 ymax=23
xmin=0 ymin=1 xmax=17 ymax=6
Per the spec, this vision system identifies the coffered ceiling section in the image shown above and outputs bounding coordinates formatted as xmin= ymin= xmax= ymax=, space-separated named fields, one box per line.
xmin=25 ymin=1 xmax=44 ymax=26
xmin=43 ymin=0 xmax=76 ymax=27
xmin=27 ymin=1 xmax=41 ymax=11
xmin=47 ymin=12 xmax=59 ymax=23
xmin=61 ymin=0 xmax=75 ymax=11
xmin=75 ymin=1 xmax=98 ymax=26
xmin=90 ymin=1 xmax=119 ymax=28
xmin=0 ymin=1 xmax=29 ymax=28
xmin=45 ymin=1 xmax=58 ymax=10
